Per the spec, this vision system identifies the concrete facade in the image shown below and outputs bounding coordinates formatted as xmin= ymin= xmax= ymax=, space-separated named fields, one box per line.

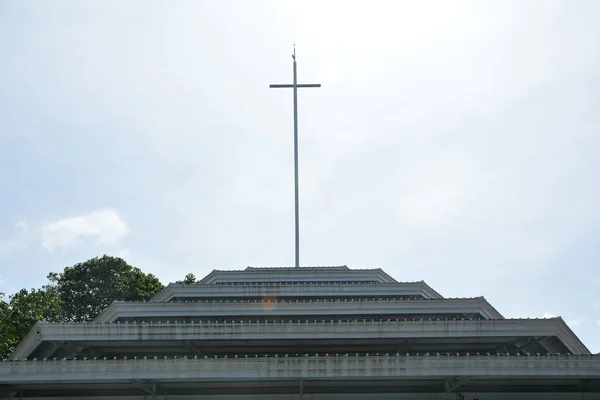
xmin=1 ymin=266 xmax=599 ymax=399
xmin=93 ymin=297 xmax=504 ymax=323
xmin=151 ymin=282 xmax=443 ymax=303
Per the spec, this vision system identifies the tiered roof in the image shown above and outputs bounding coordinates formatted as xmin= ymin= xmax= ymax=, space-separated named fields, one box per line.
xmin=197 ymin=266 xmax=398 ymax=284
xmin=2 ymin=266 xmax=598 ymax=398
xmin=9 ymin=266 xmax=589 ymax=359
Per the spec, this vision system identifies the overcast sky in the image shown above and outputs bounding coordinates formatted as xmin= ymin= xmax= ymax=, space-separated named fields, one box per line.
xmin=1 ymin=0 xmax=599 ymax=352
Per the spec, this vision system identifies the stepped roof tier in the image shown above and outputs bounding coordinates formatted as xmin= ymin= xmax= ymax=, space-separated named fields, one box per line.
xmin=2 ymin=266 xmax=599 ymax=399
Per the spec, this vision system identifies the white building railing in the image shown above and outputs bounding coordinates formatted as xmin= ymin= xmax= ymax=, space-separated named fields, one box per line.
xmin=94 ymin=298 xmax=503 ymax=323
xmin=24 ymin=318 xmax=570 ymax=342
xmin=1 ymin=354 xmax=599 ymax=384
xmin=151 ymin=282 xmax=444 ymax=302
xmin=12 ymin=318 xmax=588 ymax=360
xmin=197 ymin=268 xmax=398 ymax=285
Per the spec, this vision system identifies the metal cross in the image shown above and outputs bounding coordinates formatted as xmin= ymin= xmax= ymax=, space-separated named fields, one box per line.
xmin=270 ymin=46 xmax=321 ymax=268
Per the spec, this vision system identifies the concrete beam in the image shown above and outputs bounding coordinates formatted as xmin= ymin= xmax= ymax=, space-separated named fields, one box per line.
xmin=12 ymin=318 xmax=587 ymax=360
xmin=152 ymin=282 xmax=444 ymax=303
xmin=183 ymin=341 xmax=204 ymax=357
xmin=445 ymin=376 xmax=471 ymax=393
xmin=95 ymin=298 xmax=503 ymax=323
xmin=0 ymin=389 xmax=17 ymax=400
xmin=197 ymin=268 xmax=398 ymax=285
xmin=131 ymin=379 xmax=158 ymax=398
xmin=1 ymin=354 xmax=600 ymax=385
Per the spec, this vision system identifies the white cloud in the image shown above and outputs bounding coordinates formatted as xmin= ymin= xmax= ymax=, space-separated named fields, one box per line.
xmin=42 ymin=209 xmax=128 ymax=253
xmin=14 ymin=221 xmax=28 ymax=234
xmin=0 ymin=221 xmax=30 ymax=256
xmin=543 ymin=312 xmax=557 ymax=319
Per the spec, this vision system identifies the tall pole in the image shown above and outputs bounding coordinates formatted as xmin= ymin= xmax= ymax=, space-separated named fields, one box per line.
xmin=270 ymin=48 xmax=321 ymax=268
xmin=292 ymin=51 xmax=300 ymax=269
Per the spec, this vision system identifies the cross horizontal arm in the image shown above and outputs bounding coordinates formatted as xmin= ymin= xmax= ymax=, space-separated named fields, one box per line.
xmin=270 ymin=84 xmax=322 ymax=88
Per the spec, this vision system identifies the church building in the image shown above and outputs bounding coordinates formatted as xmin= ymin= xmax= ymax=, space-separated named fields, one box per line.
xmin=1 ymin=266 xmax=599 ymax=399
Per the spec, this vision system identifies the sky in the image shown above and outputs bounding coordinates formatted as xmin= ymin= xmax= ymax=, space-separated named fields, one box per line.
xmin=0 ymin=0 xmax=599 ymax=352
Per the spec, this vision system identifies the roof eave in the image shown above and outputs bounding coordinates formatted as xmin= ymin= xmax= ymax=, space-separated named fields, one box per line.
xmin=9 ymin=321 xmax=45 ymax=360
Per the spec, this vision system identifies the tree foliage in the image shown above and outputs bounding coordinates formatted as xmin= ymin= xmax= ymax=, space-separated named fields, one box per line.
xmin=176 ymin=273 xmax=197 ymax=284
xmin=47 ymin=255 xmax=164 ymax=322
xmin=0 ymin=294 xmax=10 ymax=359
xmin=0 ymin=286 xmax=63 ymax=359
xmin=0 ymin=255 xmax=165 ymax=359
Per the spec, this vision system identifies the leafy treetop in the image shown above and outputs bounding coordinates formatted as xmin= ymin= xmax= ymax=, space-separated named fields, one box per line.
xmin=47 ymin=255 xmax=164 ymax=322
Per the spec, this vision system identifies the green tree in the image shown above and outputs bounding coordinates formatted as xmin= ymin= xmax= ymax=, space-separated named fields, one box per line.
xmin=176 ymin=273 xmax=197 ymax=284
xmin=0 ymin=255 xmax=164 ymax=358
xmin=48 ymin=255 xmax=163 ymax=322
xmin=0 ymin=293 xmax=10 ymax=359
xmin=0 ymin=287 xmax=63 ymax=359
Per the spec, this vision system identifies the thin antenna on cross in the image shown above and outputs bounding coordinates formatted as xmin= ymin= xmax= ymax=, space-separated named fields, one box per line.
xmin=269 ymin=49 xmax=321 ymax=268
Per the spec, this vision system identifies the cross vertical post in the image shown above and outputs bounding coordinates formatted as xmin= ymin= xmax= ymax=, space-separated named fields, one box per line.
xmin=270 ymin=47 xmax=321 ymax=268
